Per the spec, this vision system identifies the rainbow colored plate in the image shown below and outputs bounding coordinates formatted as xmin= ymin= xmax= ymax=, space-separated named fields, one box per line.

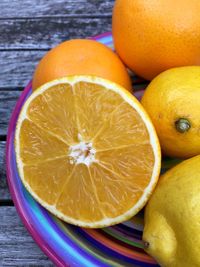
xmin=6 ymin=32 xmax=162 ymax=267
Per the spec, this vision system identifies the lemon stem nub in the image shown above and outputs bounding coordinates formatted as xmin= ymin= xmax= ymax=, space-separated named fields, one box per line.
xmin=175 ymin=118 xmax=191 ymax=133
xmin=143 ymin=241 xmax=149 ymax=249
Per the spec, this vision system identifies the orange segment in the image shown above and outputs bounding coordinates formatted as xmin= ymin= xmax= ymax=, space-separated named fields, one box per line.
xmin=89 ymin=162 xmax=143 ymax=218
xmin=73 ymin=81 xmax=123 ymax=140
xmin=93 ymin=102 xmax=150 ymax=150
xmin=18 ymin=119 xmax=68 ymax=164
xmin=27 ymin=83 xmax=78 ymax=144
xmin=15 ymin=76 xmax=161 ymax=228
xmin=23 ymin=157 xmax=74 ymax=205
xmin=96 ymin=144 xmax=154 ymax=184
xmin=56 ymin=164 xmax=104 ymax=222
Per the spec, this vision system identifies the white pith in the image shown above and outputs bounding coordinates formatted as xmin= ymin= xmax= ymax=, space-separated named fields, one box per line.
xmin=15 ymin=76 xmax=161 ymax=228
xmin=69 ymin=140 xmax=97 ymax=166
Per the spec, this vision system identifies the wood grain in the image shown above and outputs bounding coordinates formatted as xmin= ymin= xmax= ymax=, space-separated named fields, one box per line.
xmin=0 ymin=51 xmax=45 ymax=88
xmin=1 ymin=17 xmax=111 ymax=50
xmin=0 ymin=91 xmax=21 ymax=136
xmin=0 ymin=0 xmax=114 ymax=18
xmin=0 ymin=142 xmax=10 ymax=201
xmin=0 ymin=206 xmax=53 ymax=266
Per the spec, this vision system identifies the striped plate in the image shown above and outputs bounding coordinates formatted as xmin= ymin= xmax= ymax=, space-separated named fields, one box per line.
xmin=6 ymin=32 xmax=180 ymax=267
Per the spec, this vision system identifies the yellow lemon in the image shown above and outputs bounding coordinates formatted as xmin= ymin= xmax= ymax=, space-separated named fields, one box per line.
xmin=143 ymin=155 xmax=200 ymax=266
xmin=141 ymin=66 xmax=200 ymax=158
xmin=15 ymin=76 xmax=161 ymax=228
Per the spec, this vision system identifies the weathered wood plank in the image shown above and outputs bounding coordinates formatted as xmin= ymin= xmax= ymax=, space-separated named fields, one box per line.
xmin=0 ymin=91 xmax=21 ymax=136
xmin=0 ymin=141 xmax=10 ymax=201
xmin=1 ymin=51 xmax=45 ymax=88
xmin=1 ymin=17 xmax=111 ymax=49
xmin=0 ymin=206 xmax=53 ymax=266
xmin=0 ymin=91 xmax=20 ymax=201
xmin=0 ymin=0 xmax=114 ymax=18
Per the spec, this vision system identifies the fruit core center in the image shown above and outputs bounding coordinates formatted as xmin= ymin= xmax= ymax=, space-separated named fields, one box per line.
xmin=69 ymin=141 xmax=96 ymax=166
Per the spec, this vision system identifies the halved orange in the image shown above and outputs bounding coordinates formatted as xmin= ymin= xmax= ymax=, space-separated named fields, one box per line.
xmin=15 ymin=76 xmax=161 ymax=228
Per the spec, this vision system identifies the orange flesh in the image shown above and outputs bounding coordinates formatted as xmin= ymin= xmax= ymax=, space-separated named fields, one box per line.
xmin=18 ymin=82 xmax=155 ymax=223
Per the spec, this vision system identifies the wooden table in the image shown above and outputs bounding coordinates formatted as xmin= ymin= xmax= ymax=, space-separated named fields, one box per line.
xmin=0 ymin=1 xmax=114 ymax=265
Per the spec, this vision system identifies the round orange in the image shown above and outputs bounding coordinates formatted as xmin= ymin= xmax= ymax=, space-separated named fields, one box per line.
xmin=112 ymin=0 xmax=200 ymax=80
xmin=32 ymin=39 xmax=132 ymax=91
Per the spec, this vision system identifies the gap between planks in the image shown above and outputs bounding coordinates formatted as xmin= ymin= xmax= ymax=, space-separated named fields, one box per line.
xmin=0 ymin=199 xmax=14 ymax=206
xmin=0 ymin=14 xmax=112 ymax=20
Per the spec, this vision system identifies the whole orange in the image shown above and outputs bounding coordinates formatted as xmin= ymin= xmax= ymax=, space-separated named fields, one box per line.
xmin=112 ymin=0 xmax=200 ymax=80
xmin=32 ymin=39 xmax=132 ymax=91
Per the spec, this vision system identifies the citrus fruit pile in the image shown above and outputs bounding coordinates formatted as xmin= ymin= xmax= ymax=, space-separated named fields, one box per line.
xmin=15 ymin=0 xmax=200 ymax=266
